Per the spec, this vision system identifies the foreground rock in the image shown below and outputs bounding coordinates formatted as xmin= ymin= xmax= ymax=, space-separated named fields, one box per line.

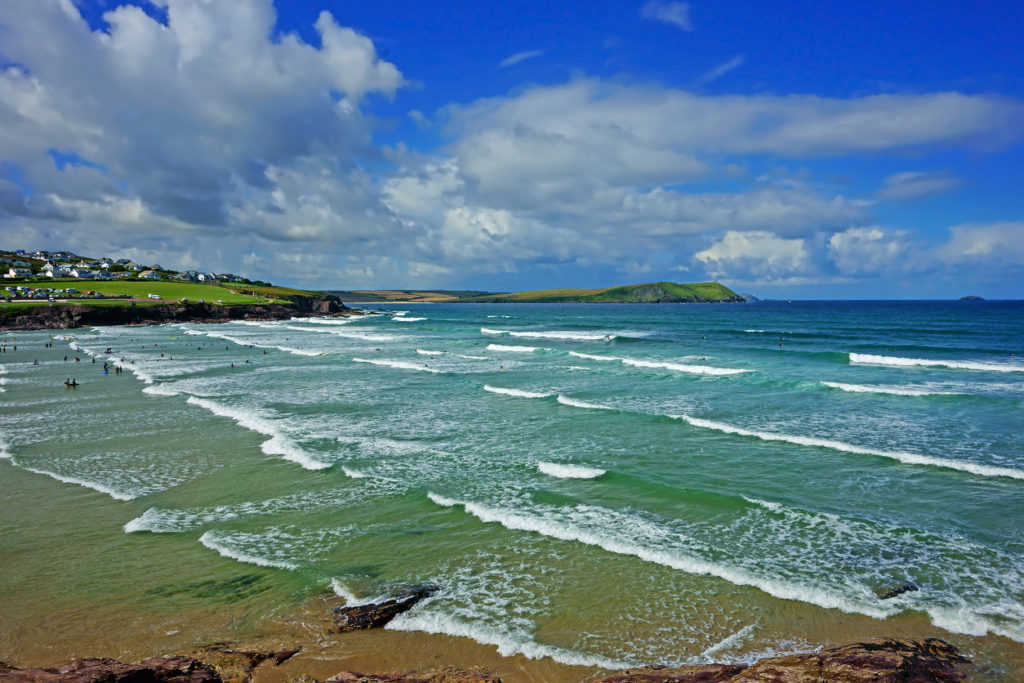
xmin=595 ymin=638 xmax=970 ymax=682
xmin=189 ymin=646 xmax=299 ymax=683
xmin=324 ymin=668 xmax=500 ymax=682
xmin=0 ymin=656 xmax=220 ymax=683
xmin=332 ymin=585 xmax=440 ymax=632
xmin=0 ymin=296 xmax=352 ymax=331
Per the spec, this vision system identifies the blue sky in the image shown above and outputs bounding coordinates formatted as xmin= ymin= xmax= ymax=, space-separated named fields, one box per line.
xmin=1 ymin=0 xmax=1022 ymax=297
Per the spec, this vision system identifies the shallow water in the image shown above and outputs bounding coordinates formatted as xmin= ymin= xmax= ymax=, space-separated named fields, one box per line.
xmin=2 ymin=301 xmax=1023 ymax=679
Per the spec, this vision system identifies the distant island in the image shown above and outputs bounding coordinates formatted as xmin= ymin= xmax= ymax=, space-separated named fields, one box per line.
xmin=331 ymin=281 xmax=744 ymax=304
xmin=959 ymin=295 xmax=985 ymax=301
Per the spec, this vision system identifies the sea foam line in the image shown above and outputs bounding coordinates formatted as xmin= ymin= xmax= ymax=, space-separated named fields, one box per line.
xmin=387 ymin=610 xmax=633 ymax=669
xmin=537 ymin=462 xmax=606 ymax=479
xmin=393 ymin=317 xmax=426 ymax=322
xmin=287 ymin=325 xmax=399 ymax=342
xmin=10 ymin=457 xmax=136 ymax=500
xmin=483 ymin=385 xmax=551 ymax=399
xmin=417 ymin=349 xmax=445 ymax=356
xmin=482 ymin=327 xmax=618 ymax=341
xmin=185 ymin=396 xmax=329 ymax=470
xmin=674 ymin=414 xmax=1024 ymax=480
xmin=556 ymin=395 xmax=613 ymax=410
xmin=568 ymin=351 xmax=747 ymax=376
xmin=486 ymin=344 xmax=539 ymax=353
xmin=427 ymin=493 xmax=893 ymax=619
xmin=198 ymin=531 xmax=299 ymax=570
xmin=821 ymin=381 xmax=961 ymax=397
xmin=850 ymin=353 xmax=1024 ymax=373
xmin=353 ymin=358 xmax=443 ymax=373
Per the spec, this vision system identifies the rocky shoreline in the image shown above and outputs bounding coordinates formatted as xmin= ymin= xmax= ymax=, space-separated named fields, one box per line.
xmin=0 ymin=638 xmax=974 ymax=682
xmin=0 ymin=295 xmax=353 ymax=331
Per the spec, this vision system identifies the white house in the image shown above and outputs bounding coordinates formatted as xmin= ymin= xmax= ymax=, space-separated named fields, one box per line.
xmin=4 ymin=267 xmax=32 ymax=279
xmin=95 ymin=270 xmax=115 ymax=279
xmin=71 ymin=268 xmax=95 ymax=278
xmin=47 ymin=268 xmax=72 ymax=278
xmin=139 ymin=270 xmax=162 ymax=280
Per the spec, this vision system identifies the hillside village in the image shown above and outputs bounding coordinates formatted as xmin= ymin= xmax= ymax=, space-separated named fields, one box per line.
xmin=2 ymin=248 xmax=261 ymax=285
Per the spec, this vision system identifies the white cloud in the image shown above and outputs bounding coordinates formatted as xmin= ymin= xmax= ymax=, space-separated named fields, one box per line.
xmin=877 ymin=171 xmax=962 ymax=201
xmin=696 ymin=231 xmax=809 ymax=279
xmin=938 ymin=222 xmax=1024 ymax=266
xmin=697 ymin=54 xmax=745 ymax=85
xmin=827 ymin=227 xmax=909 ymax=275
xmin=498 ymin=49 xmax=545 ymax=68
xmin=0 ymin=0 xmax=407 ymax=286
xmin=640 ymin=1 xmax=694 ymax=31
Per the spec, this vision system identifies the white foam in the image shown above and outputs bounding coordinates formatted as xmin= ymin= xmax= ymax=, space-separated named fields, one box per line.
xmin=142 ymin=384 xmax=180 ymax=397
xmin=556 ymin=395 xmax=613 ymax=410
xmin=183 ymin=330 xmax=205 ymax=336
xmin=486 ymin=344 xmax=538 ymax=353
xmin=330 ymin=578 xmax=390 ymax=607
xmin=198 ymin=531 xmax=299 ymax=570
xmin=199 ymin=329 xmax=323 ymax=357
xmin=741 ymin=496 xmax=783 ymax=513
xmin=12 ymin=459 xmax=136 ymax=500
xmin=568 ymin=351 xmax=747 ymax=375
xmin=353 ymin=357 xmax=443 ymax=373
xmin=850 ymin=353 xmax=1024 ymax=373
xmin=185 ymin=396 xmax=329 ymax=470
xmin=693 ymin=624 xmax=758 ymax=663
xmin=821 ymin=381 xmax=961 ymax=397
xmin=457 ymin=354 xmax=488 ymax=360
xmin=568 ymin=351 xmax=618 ymax=361
xmin=288 ymin=325 xmax=399 ymax=342
xmin=0 ymin=436 xmax=11 ymax=460
xmin=387 ymin=610 xmax=633 ymax=669
xmin=538 ymin=462 xmax=606 ymax=479
xmin=294 ymin=317 xmax=355 ymax=325
xmin=393 ymin=317 xmax=426 ymax=322
xmin=482 ymin=328 xmax=619 ymax=341
xmin=483 ymin=385 xmax=551 ymax=399
xmin=621 ymin=358 xmax=748 ymax=376
xmin=416 ymin=349 xmax=445 ymax=356
xmin=674 ymin=414 xmax=1024 ymax=480
xmin=427 ymin=493 xmax=893 ymax=619
xmin=745 ymin=329 xmax=766 ymax=333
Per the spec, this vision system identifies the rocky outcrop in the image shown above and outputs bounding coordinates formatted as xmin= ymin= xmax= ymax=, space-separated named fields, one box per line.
xmin=332 ymin=586 xmax=439 ymax=632
xmin=0 ymin=296 xmax=352 ymax=331
xmin=0 ymin=656 xmax=221 ymax=683
xmin=594 ymin=638 xmax=970 ymax=682
xmin=324 ymin=668 xmax=500 ymax=683
xmin=189 ymin=646 xmax=299 ymax=683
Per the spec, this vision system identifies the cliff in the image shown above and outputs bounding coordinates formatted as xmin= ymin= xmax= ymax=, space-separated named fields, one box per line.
xmin=0 ymin=295 xmax=352 ymax=331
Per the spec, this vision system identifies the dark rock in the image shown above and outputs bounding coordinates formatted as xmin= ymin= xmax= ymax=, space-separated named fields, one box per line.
xmin=332 ymin=585 xmax=439 ymax=632
xmin=325 ymin=667 xmax=500 ymax=682
xmin=594 ymin=638 xmax=970 ymax=682
xmin=0 ymin=296 xmax=354 ymax=332
xmin=875 ymin=582 xmax=919 ymax=600
xmin=594 ymin=664 xmax=744 ymax=682
xmin=0 ymin=656 xmax=221 ymax=683
xmin=272 ymin=651 xmax=300 ymax=666
xmin=189 ymin=646 xmax=300 ymax=683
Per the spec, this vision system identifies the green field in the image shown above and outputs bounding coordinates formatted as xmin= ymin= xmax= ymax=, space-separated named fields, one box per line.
xmin=2 ymin=279 xmax=332 ymax=306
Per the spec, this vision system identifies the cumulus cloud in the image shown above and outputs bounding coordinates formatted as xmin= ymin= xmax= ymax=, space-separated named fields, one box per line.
xmin=827 ymin=227 xmax=910 ymax=275
xmin=498 ymin=49 xmax=545 ymax=68
xmin=695 ymin=231 xmax=809 ymax=279
xmin=938 ymin=222 xmax=1024 ymax=266
xmin=0 ymin=0 xmax=406 ymax=285
xmin=640 ymin=1 xmax=694 ymax=31
xmin=876 ymin=171 xmax=962 ymax=202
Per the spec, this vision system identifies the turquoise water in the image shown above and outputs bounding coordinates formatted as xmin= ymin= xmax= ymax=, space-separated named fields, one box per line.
xmin=2 ymin=301 xmax=1023 ymax=673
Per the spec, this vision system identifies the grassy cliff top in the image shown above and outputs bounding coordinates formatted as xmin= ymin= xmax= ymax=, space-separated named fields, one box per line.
xmin=461 ymin=281 xmax=742 ymax=303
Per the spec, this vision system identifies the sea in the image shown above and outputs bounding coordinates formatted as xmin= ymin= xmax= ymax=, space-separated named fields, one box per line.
xmin=2 ymin=300 xmax=1023 ymax=679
